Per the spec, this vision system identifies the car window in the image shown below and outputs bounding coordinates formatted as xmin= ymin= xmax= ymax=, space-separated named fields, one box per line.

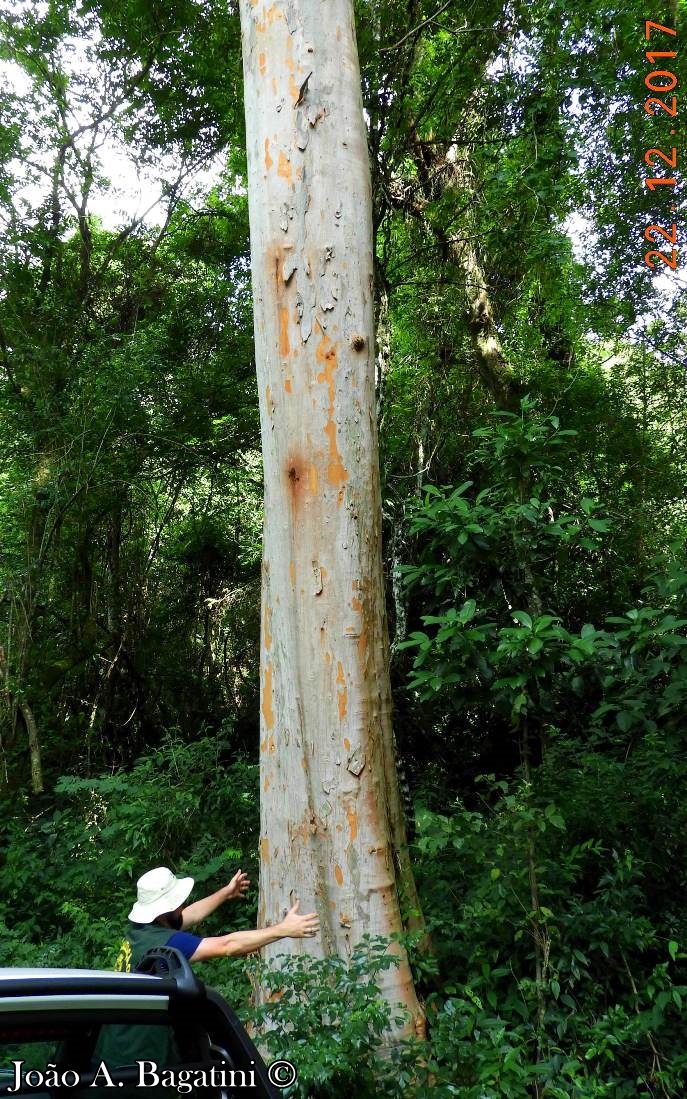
xmin=1 ymin=1041 xmax=52 ymax=1099
xmin=0 ymin=1024 xmax=72 ymax=1099
xmin=0 ymin=1020 xmax=198 ymax=1098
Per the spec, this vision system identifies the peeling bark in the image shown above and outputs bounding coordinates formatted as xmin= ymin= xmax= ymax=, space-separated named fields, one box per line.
xmin=239 ymin=0 xmax=425 ymax=1041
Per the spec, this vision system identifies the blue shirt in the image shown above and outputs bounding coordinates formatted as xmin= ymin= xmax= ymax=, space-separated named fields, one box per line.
xmin=166 ymin=930 xmax=202 ymax=960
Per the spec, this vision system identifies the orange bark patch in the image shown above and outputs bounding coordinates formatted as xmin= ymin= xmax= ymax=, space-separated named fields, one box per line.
xmin=256 ymin=4 xmax=283 ymax=32
xmin=261 ymin=737 xmax=268 ymax=753
xmin=263 ymin=605 xmax=272 ymax=651
xmin=289 ymin=560 xmax=296 ymax=586
xmin=309 ymin=463 xmax=318 ymax=494
xmin=285 ymin=39 xmax=300 ymax=102
xmin=279 ymin=307 xmax=290 ymax=357
xmin=315 ymin=324 xmax=348 ymax=490
xmin=343 ymin=737 xmax=351 ymax=751
xmin=336 ymin=660 xmax=348 ymax=720
xmin=325 ymin=651 xmax=332 ymax=664
xmin=262 ymin=661 xmax=274 ymax=729
xmin=268 ymin=736 xmax=276 ymax=754
xmin=264 ymin=775 xmax=271 ymax=792
xmin=258 ymin=52 xmax=267 ymax=76
xmin=351 ymin=596 xmax=362 ymax=612
xmin=284 ymin=378 xmax=292 ymax=393
xmin=334 ymin=864 xmax=344 ymax=886
xmin=260 ymin=838 xmax=270 ymax=864
xmin=278 ymin=150 xmax=292 ymax=184
xmin=346 ymin=806 xmax=358 ymax=843
xmin=264 ymin=137 xmax=273 ymax=171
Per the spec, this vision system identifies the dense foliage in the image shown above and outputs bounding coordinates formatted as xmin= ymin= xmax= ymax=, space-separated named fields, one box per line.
xmin=2 ymin=0 xmax=687 ymax=1095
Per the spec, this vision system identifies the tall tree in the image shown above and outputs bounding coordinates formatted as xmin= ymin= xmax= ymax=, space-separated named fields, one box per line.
xmin=238 ymin=0 xmax=425 ymax=1039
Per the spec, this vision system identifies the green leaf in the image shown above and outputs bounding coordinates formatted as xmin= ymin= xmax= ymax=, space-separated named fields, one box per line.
xmin=459 ymin=598 xmax=477 ymax=623
xmin=512 ymin=611 xmax=532 ymax=629
xmin=616 ymin=711 xmax=633 ymax=732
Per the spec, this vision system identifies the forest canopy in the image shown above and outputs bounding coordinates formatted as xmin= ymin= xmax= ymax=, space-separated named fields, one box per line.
xmin=1 ymin=0 xmax=687 ymax=1095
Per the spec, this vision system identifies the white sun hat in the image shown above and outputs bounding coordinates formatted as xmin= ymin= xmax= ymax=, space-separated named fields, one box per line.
xmin=128 ymin=866 xmax=194 ymax=923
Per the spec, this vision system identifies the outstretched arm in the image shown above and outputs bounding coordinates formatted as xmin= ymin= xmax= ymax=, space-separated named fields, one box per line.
xmin=182 ymin=869 xmax=250 ymax=929
xmin=189 ymin=902 xmax=320 ymax=961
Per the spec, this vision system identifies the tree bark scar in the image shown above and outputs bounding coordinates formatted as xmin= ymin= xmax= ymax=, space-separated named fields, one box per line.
xmin=284 ymin=452 xmax=308 ymax=511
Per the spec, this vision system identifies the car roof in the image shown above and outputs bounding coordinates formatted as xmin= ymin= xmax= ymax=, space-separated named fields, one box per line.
xmin=0 ymin=968 xmax=161 ymax=980
xmin=0 ymin=950 xmax=206 ymax=1005
xmin=0 ymin=967 xmax=178 ymax=1007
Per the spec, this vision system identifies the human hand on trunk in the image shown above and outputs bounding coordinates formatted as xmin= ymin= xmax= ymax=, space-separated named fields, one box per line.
xmin=279 ymin=901 xmax=320 ymax=939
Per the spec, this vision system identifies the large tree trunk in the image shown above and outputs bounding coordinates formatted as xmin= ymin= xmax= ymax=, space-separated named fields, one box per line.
xmin=239 ymin=0 xmax=425 ymax=1041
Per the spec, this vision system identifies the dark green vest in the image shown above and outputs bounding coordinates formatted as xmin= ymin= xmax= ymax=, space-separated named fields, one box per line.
xmin=115 ymin=920 xmax=177 ymax=973
xmin=94 ymin=921 xmax=182 ymax=1089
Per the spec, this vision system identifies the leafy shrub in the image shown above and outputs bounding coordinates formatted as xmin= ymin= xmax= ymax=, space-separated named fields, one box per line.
xmin=244 ymin=938 xmax=402 ymax=1098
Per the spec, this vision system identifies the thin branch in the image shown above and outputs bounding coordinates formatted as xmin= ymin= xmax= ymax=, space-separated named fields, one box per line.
xmin=380 ymin=0 xmax=453 ymax=52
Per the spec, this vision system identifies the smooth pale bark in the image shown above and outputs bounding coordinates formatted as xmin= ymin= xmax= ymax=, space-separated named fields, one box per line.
xmin=239 ymin=0 xmax=425 ymax=1040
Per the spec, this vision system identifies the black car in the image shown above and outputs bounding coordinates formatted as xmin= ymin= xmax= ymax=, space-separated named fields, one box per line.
xmin=0 ymin=949 xmax=281 ymax=1097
